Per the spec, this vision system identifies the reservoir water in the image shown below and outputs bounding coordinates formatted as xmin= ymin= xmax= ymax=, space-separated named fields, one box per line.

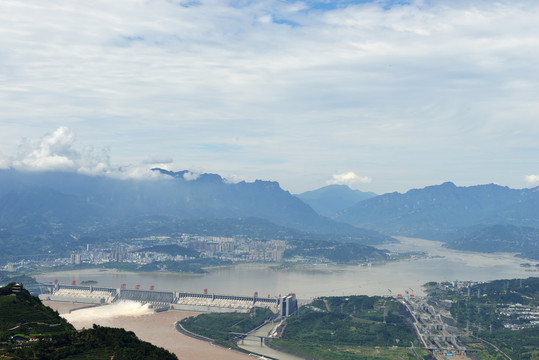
xmin=36 ymin=237 xmax=536 ymax=300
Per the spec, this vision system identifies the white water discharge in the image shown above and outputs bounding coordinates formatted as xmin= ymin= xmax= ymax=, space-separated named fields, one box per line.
xmin=62 ymin=301 xmax=153 ymax=328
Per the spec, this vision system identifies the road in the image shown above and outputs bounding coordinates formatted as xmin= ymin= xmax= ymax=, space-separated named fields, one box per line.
xmin=399 ymin=296 xmax=471 ymax=360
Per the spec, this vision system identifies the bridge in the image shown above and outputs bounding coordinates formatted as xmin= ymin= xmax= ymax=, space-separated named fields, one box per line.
xmin=230 ymin=332 xmax=270 ymax=346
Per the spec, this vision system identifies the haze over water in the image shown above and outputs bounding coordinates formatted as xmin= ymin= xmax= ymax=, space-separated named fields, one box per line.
xmin=37 ymin=238 xmax=536 ymax=300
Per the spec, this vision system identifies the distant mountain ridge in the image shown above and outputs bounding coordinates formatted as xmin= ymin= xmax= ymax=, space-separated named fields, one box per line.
xmin=0 ymin=169 xmax=389 ymax=242
xmin=295 ymin=184 xmax=376 ymax=217
xmin=4 ymin=169 xmax=538 ymax=260
xmin=444 ymin=224 xmax=539 ymax=260
xmin=335 ymin=182 xmax=539 ymax=240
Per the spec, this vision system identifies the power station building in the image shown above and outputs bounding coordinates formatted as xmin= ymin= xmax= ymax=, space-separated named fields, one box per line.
xmin=280 ymin=293 xmax=297 ymax=317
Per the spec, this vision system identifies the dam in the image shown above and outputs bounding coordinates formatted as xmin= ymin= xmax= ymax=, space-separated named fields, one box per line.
xmin=38 ymin=282 xmax=297 ymax=316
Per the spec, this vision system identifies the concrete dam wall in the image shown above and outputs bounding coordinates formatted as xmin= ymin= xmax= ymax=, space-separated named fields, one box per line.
xmin=39 ymin=283 xmax=285 ymax=314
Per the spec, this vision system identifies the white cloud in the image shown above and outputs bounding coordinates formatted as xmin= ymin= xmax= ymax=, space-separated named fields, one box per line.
xmin=223 ymin=174 xmax=244 ymax=184
xmin=110 ymin=165 xmax=170 ymax=180
xmin=0 ymin=155 xmax=9 ymax=169
xmin=8 ymin=127 xmax=172 ymax=180
xmin=11 ymin=126 xmax=110 ymax=174
xmin=525 ymin=175 xmax=539 ymax=186
xmin=327 ymin=172 xmax=372 ymax=186
xmin=0 ymin=1 xmax=538 ymax=193
xmin=183 ymin=171 xmax=201 ymax=181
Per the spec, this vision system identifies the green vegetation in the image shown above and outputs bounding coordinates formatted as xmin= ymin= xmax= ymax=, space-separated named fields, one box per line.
xmin=445 ymin=224 xmax=539 ymax=260
xmin=33 ymin=262 xmax=141 ymax=273
xmin=272 ymin=295 xmax=426 ymax=360
xmin=0 ymin=283 xmax=74 ymax=340
xmin=0 ymin=229 xmax=61 ymax=263
xmin=2 ymin=324 xmax=178 ymax=360
xmin=0 ymin=271 xmax=38 ymax=286
xmin=137 ymin=258 xmax=233 ymax=273
xmin=426 ymin=277 xmax=539 ymax=360
xmin=2 ymin=210 xmax=391 ymax=269
xmin=180 ymin=308 xmax=274 ymax=348
xmin=0 ymin=283 xmax=177 ymax=359
xmin=80 ymin=280 xmax=98 ymax=285
xmin=270 ymin=340 xmax=429 ymax=360
xmin=473 ymin=328 xmax=539 ymax=360
xmin=388 ymin=251 xmax=427 ymax=261
xmin=138 ymin=260 xmax=206 ymax=273
xmin=448 ymin=278 xmax=538 ymax=326
xmin=32 ymin=257 xmax=233 ymax=275
xmin=284 ymin=239 xmax=389 ymax=264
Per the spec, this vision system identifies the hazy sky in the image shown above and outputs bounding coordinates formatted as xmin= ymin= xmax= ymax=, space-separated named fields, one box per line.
xmin=1 ymin=0 xmax=538 ymax=194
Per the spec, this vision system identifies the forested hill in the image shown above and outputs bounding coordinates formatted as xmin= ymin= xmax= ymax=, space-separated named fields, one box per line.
xmin=444 ymin=224 xmax=539 ymax=260
xmin=426 ymin=277 xmax=538 ymax=360
xmin=0 ymin=283 xmax=178 ymax=359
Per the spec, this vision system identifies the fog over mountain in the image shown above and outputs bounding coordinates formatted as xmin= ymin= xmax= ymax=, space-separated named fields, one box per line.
xmin=2 ymin=167 xmax=539 ymax=259
xmin=0 ymin=168 xmax=389 ymax=243
xmin=296 ymin=184 xmax=376 ymax=217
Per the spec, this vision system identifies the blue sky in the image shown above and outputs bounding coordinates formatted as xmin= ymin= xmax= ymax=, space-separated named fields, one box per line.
xmin=0 ymin=0 xmax=538 ymax=194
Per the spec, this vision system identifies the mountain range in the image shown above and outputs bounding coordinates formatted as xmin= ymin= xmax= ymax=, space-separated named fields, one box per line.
xmin=334 ymin=181 xmax=539 ymax=241
xmin=444 ymin=224 xmax=539 ymax=259
xmin=0 ymin=168 xmax=389 ymax=242
xmin=1 ymin=169 xmax=538 ymax=260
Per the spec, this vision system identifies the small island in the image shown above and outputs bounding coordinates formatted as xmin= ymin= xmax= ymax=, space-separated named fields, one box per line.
xmin=80 ymin=280 xmax=98 ymax=285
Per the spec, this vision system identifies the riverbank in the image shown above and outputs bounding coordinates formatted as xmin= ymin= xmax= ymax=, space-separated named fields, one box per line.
xmin=36 ymin=238 xmax=535 ymax=300
xmin=44 ymin=301 xmax=253 ymax=360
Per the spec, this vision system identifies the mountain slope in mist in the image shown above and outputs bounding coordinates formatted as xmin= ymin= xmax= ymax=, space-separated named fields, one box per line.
xmin=335 ymin=182 xmax=539 ymax=240
xmin=295 ymin=184 xmax=376 ymax=217
xmin=0 ymin=169 xmax=389 ymax=242
xmin=444 ymin=224 xmax=539 ymax=260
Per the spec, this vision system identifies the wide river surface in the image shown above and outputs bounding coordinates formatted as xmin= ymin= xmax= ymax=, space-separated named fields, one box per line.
xmin=36 ymin=237 xmax=537 ymax=300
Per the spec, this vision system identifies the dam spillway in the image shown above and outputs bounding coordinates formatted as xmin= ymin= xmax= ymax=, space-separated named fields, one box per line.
xmin=38 ymin=283 xmax=295 ymax=315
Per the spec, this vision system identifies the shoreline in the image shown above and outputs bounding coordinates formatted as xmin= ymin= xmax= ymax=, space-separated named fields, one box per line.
xmin=35 ymin=239 xmax=535 ymax=300
xmin=44 ymin=301 xmax=253 ymax=360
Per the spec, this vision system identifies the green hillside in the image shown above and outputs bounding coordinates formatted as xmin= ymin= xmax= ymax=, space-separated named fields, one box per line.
xmin=445 ymin=224 xmax=539 ymax=260
xmin=180 ymin=307 xmax=274 ymax=348
xmin=271 ymin=295 xmax=427 ymax=360
xmin=426 ymin=277 xmax=539 ymax=360
xmin=0 ymin=283 xmax=177 ymax=360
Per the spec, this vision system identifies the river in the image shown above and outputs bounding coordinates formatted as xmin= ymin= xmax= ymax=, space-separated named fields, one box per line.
xmin=36 ymin=237 xmax=536 ymax=300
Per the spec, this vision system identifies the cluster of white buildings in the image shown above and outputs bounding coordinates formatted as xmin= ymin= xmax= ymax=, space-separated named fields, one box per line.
xmin=3 ymin=233 xmax=293 ymax=272
xmin=501 ymin=304 xmax=539 ymax=330
xmin=189 ymin=237 xmax=287 ymax=262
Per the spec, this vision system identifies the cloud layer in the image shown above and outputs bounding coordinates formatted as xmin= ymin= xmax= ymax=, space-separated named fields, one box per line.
xmin=7 ymin=127 xmax=171 ymax=179
xmin=525 ymin=175 xmax=539 ymax=186
xmin=1 ymin=0 xmax=538 ymax=193
xmin=11 ymin=127 xmax=110 ymax=174
xmin=327 ymin=172 xmax=372 ymax=187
